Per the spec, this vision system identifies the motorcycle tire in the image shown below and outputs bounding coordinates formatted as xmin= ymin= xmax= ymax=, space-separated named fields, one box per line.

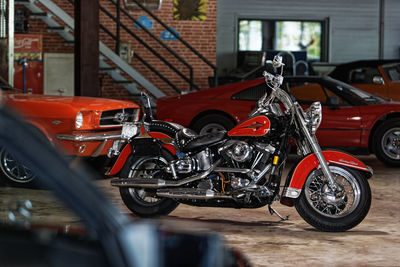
xmin=294 ymin=165 xmax=371 ymax=232
xmin=119 ymin=149 xmax=179 ymax=218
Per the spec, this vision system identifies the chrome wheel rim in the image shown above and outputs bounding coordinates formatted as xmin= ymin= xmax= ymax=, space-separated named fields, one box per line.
xmin=381 ymin=127 xmax=400 ymax=160
xmin=199 ymin=123 xmax=226 ymax=135
xmin=127 ymin=157 xmax=168 ymax=204
xmin=304 ymin=166 xmax=361 ymax=218
xmin=0 ymin=150 xmax=35 ymax=183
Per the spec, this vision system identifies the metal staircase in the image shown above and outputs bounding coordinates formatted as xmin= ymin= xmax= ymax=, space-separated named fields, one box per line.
xmin=16 ymin=0 xmax=166 ymax=105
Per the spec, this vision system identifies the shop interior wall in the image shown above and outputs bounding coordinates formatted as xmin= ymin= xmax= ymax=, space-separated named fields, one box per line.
xmin=217 ymin=0 xmax=400 ymax=76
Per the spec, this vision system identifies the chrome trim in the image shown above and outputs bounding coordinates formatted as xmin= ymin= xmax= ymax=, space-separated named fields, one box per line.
xmin=214 ymin=167 xmax=252 ymax=174
xmin=294 ymin=103 xmax=337 ymax=188
xmin=111 ymin=159 xmax=221 ymax=188
xmin=282 ymin=187 xmax=302 ymax=198
xmin=56 ymin=133 xmax=125 ymax=142
xmin=156 ymin=188 xmax=232 ymax=200
xmin=99 ymin=108 xmax=139 ymax=127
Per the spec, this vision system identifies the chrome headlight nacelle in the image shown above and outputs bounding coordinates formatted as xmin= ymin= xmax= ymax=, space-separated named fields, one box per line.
xmin=304 ymin=102 xmax=322 ymax=135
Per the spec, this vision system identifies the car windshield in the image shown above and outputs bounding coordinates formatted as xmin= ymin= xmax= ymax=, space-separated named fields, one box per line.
xmin=326 ymin=77 xmax=385 ymax=104
xmin=382 ymin=63 xmax=400 ymax=82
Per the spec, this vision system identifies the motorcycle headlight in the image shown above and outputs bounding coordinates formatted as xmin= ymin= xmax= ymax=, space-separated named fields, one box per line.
xmin=75 ymin=112 xmax=83 ymax=129
xmin=305 ymin=102 xmax=322 ymax=135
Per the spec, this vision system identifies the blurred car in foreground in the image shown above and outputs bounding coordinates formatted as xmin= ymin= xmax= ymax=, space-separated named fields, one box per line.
xmin=0 ymin=107 xmax=247 ymax=267
xmin=0 ymin=77 xmax=140 ymax=186
xmin=329 ymin=60 xmax=400 ymax=100
xmin=157 ymin=76 xmax=400 ymax=166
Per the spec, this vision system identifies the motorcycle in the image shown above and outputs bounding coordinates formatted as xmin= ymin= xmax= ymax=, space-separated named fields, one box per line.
xmin=108 ymin=56 xmax=372 ymax=232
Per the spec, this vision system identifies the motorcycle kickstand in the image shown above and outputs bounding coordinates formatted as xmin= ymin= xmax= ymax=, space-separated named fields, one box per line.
xmin=268 ymin=205 xmax=289 ymax=221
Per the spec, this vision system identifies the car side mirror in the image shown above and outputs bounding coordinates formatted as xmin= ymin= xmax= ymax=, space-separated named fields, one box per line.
xmin=372 ymin=75 xmax=385 ymax=85
xmin=326 ymin=96 xmax=340 ymax=109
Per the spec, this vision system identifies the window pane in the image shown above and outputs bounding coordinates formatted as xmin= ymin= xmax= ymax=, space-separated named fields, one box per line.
xmin=383 ymin=65 xmax=400 ymax=82
xmin=232 ymin=83 xmax=268 ymax=101
xmin=276 ymin=21 xmax=321 ymax=61
xmin=239 ymin=20 xmax=262 ymax=51
xmin=289 ymin=82 xmax=326 ymax=105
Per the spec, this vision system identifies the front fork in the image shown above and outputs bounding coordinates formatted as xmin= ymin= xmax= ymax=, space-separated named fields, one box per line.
xmin=295 ymin=105 xmax=338 ymax=190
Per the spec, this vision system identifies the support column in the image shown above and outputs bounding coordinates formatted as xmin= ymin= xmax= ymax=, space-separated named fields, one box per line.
xmin=74 ymin=0 xmax=99 ymax=96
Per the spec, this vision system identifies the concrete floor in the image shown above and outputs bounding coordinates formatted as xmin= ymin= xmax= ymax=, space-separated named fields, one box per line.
xmin=1 ymin=155 xmax=399 ymax=266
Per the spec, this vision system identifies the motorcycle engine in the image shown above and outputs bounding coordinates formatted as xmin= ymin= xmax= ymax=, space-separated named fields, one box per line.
xmin=225 ymin=141 xmax=253 ymax=162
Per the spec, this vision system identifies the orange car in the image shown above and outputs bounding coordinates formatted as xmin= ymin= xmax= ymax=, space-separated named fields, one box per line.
xmin=329 ymin=60 xmax=400 ymax=100
xmin=0 ymin=77 xmax=139 ymax=186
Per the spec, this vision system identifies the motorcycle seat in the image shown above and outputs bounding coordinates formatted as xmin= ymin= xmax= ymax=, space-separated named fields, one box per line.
xmin=176 ymin=128 xmax=226 ymax=152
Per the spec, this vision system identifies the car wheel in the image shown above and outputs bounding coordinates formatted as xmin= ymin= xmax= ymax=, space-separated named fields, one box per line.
xmin=0 ymin=148 xmax=36 ymax=187
xmin=192 ymin=114 xmax=235 ymax=135
xmin=373 ymin=118 xmax=400 ymax=167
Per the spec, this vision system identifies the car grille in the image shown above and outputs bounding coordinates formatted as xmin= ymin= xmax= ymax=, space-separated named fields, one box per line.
xmin=100 ymin=108 xmax=139 ymax=127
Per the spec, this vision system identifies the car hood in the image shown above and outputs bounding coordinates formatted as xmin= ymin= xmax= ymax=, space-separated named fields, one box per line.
xmin=158 ymin=78 xmax=265 ymax=102
xmin=2 ymin=92 xmax=139 ymax=111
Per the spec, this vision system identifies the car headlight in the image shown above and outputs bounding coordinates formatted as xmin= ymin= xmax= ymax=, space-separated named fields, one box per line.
xmin=305 ymin=102 xmax=322 ymax=135
xmin=75 ymin=112 xmax=83 ymax=129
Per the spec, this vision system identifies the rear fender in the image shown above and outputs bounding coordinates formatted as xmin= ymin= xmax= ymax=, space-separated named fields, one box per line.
xmin=107 ymin=132 xmax=175 ymax=176
xmin=281 ymin=150 xmax=373 ymax=206
xmin=148 ymin=132 xmax=176 ymax=155
xmin=107 ymin=121 xmax=178 ymax=176
xmin=106 ymin=143 xmax=132 ymax=176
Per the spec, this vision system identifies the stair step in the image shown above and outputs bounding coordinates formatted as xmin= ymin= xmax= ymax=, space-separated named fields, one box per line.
xmin=30 ymin=12 xmax=48 ymax=18
xmin=113 ymin=80 xmax=135 ymax=84
xmin=47 ymin=26 xmax=66 ymax=32
xmin=64 ymin=40 xmax=75 ymax=46
xmin=99 ymin=67 xmax=115 ymax=71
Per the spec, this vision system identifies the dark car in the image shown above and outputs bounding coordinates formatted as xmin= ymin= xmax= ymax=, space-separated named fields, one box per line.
xmin=0 ymin=107 xmax=246 ymax=267
xmin=328 ymin=60 xmax=400 ymax=100
xmin=157 ymin=76 xmax=400 ymax=166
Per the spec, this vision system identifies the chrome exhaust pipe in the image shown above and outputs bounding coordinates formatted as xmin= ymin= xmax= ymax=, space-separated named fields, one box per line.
xmin=110 ymin=159 xmax=221 ymax=188
xmin=156 ymin=188 xmax=232 ymax=200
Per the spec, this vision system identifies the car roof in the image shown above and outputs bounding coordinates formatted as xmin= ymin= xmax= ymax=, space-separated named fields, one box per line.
xmin=329 ymin=59 xmax=400 ymax=79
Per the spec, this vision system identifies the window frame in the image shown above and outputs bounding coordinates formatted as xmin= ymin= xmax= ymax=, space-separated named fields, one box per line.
xmin=237 ymin=18 xmax=329 ymax=62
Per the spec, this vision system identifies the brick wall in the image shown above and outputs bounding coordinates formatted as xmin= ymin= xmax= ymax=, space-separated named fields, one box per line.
xmin=17 ymin=0 xmax=217 ymax=99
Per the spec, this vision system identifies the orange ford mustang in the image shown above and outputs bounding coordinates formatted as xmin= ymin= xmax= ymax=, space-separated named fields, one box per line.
xmin=0 ymin=77 xmax=139 ymax=186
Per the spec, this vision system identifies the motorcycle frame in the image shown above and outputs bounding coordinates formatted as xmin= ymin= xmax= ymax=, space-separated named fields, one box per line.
xmin=108 ymin=59 xmax=373 ymax=208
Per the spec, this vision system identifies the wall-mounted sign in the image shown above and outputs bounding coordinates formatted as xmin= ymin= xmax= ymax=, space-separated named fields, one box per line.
xmin=173 ymin=0 xmax=206 ymax=21
xmin=14 ymin=34 xmax=42 ymax=60
xmin=134 ymin=15 xmax=154 ymax=29
xmin=161 ymin=28 xmax=180 ymax=41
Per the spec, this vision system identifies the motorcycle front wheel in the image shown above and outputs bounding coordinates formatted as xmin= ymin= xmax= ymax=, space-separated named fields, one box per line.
xmin=295 ymin=165 xmax=371 ymax=232
xmin=119 ymin=150 xmax=179 ymax=217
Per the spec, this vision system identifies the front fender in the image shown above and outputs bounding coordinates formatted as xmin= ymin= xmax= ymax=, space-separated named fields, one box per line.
xmin=281 ymin=150 xmax=373 ymax=204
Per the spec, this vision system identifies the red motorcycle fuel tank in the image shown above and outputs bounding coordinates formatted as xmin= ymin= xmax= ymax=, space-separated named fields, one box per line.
xmin=228 ymin=115 xmax=271 ymax=137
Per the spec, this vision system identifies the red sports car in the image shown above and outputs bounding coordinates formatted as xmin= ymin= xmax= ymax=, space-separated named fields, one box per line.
xmin=157 ymin=76 xmax=400 ymax=166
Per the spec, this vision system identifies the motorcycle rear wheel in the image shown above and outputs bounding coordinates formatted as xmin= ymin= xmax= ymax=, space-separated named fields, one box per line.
xmin=119 ymin=150 xmax=179 ymax=217
xmin=295 ymin=165 xmax=371 ymax=232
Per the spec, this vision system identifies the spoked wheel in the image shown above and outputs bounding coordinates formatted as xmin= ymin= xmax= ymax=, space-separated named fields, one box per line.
xmin=0 ymin=149 xmax=36 ymax=187
xmin=295 ymin=165 xmax=371 ymax=232
xmin=119 ymin=150 xmax=178 ymax=217
xmin=374 ymin=119 xmax=400 ymax=166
